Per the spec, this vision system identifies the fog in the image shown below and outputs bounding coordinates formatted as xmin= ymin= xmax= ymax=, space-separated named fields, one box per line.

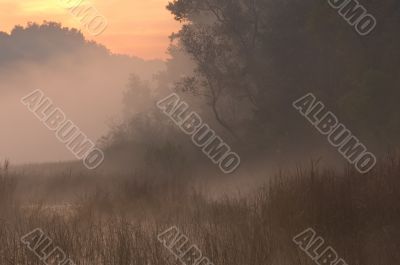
xmin=0 ymin=22 xmax=164 ymax=164
xmin=2 ymin=2 xmax=400 ymax=264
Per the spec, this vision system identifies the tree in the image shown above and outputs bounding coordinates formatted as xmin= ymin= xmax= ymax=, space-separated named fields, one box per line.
xmin=167 ymin=0 xmax=400 ymax=153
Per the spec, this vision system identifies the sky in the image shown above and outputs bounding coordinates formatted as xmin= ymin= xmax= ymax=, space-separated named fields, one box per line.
xmin=0 ymin=0 xmax=181 ymax=60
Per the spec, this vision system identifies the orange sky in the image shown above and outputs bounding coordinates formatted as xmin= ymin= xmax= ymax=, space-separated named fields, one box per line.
xmin=0 ymin=0 xmax=181 ymax=60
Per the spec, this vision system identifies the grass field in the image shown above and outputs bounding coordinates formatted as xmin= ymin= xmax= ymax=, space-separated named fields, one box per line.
xmin=0 ymin=156 xmax=399 ymax=265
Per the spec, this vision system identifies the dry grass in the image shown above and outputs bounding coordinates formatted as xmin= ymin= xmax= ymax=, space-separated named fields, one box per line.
xmin=0 ymin=157 xmax=399 ymax=265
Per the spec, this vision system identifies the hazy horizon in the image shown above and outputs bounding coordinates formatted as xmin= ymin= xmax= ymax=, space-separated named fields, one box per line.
xmin=0 ymin=0 xmax=180 ymax=60
xmin=0 ymin=22 xmax=167 ymax=164
xmin=1 ymin=2 xmax=398 ymax=265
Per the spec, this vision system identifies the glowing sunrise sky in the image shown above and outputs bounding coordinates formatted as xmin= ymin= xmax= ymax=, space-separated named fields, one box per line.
xmin=0 ymin=0 xmax=181 ymax=60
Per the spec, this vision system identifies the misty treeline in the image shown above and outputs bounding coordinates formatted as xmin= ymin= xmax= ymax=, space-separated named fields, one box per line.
xmin=1 ymin=1 xmax=396 ymax=171
xmin=0 ymin=21 xmax=163 ymax=81
xmin=101 ymin=0 xmax=400 ymax=172
xmin=0 ymin=21 xmax=166 ymax=163
xmin=0 ymin=22 xmax=106 ymax=62
xmin=1 ymin=3 xmax=400 ymax=264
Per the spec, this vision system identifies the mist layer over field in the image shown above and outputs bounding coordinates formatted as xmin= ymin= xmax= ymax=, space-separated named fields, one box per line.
xmin=2 ymin=0 xmax=400 ymax=264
